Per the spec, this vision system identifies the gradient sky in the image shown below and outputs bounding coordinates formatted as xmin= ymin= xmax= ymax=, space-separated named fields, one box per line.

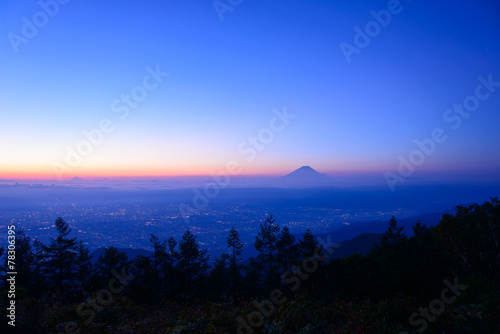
xmin=1 ymin=0 xmax=499 ymax=180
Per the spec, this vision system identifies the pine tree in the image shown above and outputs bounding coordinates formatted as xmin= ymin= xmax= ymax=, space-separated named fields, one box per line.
xmin=406 ymin=221 xmax=444 ymax=298
xmin=43 ymin=217 xmax=78 ymax=291
xmin=227 ymin=227 xmax=244 ymax=294
xmin=129 ymin=254 xmax=156 ymax=303
xmin=94 ymin=246 xmax=129 ymax=288
xmin=167 ymin=235 xmax=181 ymax=295
xmin=227 ymin=227 xmax=243 ymax=269
xmin=149 ymin=234 xmax=177 ymax=297
xmin=76 ymin=241 xmax=93 ymax=293
xmin=8 ymin=228 xmax=34 ymax=289
xmin=372 ymin=216 xmax=408 ymax=260
xmin=254 ymin=214 xmax=280 ymax=289
xmin=31 ymin=239 xmax=46 ymax=295
xmin=208 ymin=253 xmax=229 ymax=299
xmin=298 ymin=228 xmax=323 ymax=293
xmin=168 ymin=236 xmax=179 ymax=264
xmin=243 ymin=257 xmax=262 ymax=297
xmin=371 ymin=216 xmax=409 ymax=297
xmin=277 ymin=226 xmax=299 ymax=272
xmin=435 ymin=198 xmax=500 ymax=284
xmin=177 ymin=229 xmax=210 ymax=296
xmin=380 ymin=216 xmax=407 ymax=247
xmin=150 ymin=234 xmax=169 ymax=271
xmin=299 ymin=228 xmax=321 ymax=259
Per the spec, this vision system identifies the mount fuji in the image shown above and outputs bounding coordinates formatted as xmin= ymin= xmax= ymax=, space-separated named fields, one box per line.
xmin=279 ymin=166 xmax=331 ymax=186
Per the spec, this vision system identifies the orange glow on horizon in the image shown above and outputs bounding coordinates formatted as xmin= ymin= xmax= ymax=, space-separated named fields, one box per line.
xmin=0 ymin=166 xmax=292 ymax=181
xmin=0 ymin=162 xmax=404 ymax=181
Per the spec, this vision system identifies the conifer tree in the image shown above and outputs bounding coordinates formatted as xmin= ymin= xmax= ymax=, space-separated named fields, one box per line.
xmin=277 ymin=226 xmax=299 ymax=272
xmin=208 ymin=253 xmax=229 ymax=298
xmin=129 ymin=254 xmax=156 ymax=303
xmin=76 ymin=241 xmax=93 ymax=293
xmin=227 ymin=227 xmax=244 ymax=293
xmin=254 ymin=214 xmax=280 ymax=289
xmin=177 ymin=229 xmax=210 ymax=296
xmin=94 ymin=246 xmax=129 ymax=287
xmin=380 ymin=216 xmax=407 ymax=247
xmin=9 ymin=228 xmax=34 ymax=289
xmin=42 ymin=217 xmax=78 ymax=291
xmin=297 ymin=228 xmax=324 ymax=293
xmin=371 ymin=216 xmax=409 ymax=296
xmin=31 ymin=239 xmax=46 ymax=295
xmin=299 ymin=228 xmax=321 ymax=259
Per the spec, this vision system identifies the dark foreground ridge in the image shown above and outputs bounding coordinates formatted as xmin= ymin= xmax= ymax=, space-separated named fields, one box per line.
xmin=1 ymin=197 xmax=499 ymax=333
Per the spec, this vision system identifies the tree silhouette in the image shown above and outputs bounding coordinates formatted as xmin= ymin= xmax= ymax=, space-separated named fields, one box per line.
xmin=297 ymin=228 xmax=323 ymax=293
xmin=177 ymin=229 xmax=210 ymax=297
xmin=94 ymin=246 xmax=129 ymax=288
xmin=31 ymin=239 xmax=46 ymax=295
xmin=435 ymin=197 xmax=500 ymax=284
xmin=149 ymin=234 xmax=176 ymax=296
xmin=227 ymin=227 xmax=244 ymax=294
xmin=6 ymin=228 xmax=34 ymax=289
xmin=371 ymin=216 xmax=409 ymax=296
xmin=42 ymin=217 xmax=78 ymax=292
xmin=208 ymin=253 xmax=229 ymax=299
xmin=76 ymin=241 xmax=93 ymax=294
xmin=277 ymin=226 xmax=299 ymax=272
xmin=254 ymin=214 xmax=280 ymax=290
xmin=299 ymin=228 xmax=321 ymax=259
xmin=129 ymin=254 xmax=157 ymax=303
xmin=380 ymin=216 xmax=406 ymax=246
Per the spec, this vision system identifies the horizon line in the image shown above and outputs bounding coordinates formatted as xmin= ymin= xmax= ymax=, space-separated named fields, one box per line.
xmin=1 ymin=168 xmax=499 ymax=182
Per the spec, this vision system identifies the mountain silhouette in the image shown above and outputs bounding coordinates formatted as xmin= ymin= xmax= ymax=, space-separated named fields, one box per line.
xmin=69 ymin=177 xmax=85 ymax=183
xmin=279 ymin=166 xmax=330 ymax=185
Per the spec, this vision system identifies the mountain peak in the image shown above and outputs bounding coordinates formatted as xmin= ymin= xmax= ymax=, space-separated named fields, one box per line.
xmin=280 ymin=166 xmax=329 ymax=185
xmin=285 ymin=166 xmax=324 ymax=176
xmin=295 ymin=166 xmax=315 ymax=172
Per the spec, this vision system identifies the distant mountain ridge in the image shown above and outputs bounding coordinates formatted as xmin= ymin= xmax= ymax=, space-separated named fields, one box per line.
xmin=70 ymin=177 xmax=85 ymax=183
xmin=279 ymin=166 xmax=330 ymax=186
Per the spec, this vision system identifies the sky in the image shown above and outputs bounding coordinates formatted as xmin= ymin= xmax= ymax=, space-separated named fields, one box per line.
xmin=1 ymin=0 xmax=500 ymax=181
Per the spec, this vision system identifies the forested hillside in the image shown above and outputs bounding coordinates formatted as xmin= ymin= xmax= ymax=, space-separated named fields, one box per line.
xmin=1 ymin=198 xmax=499 ymax=333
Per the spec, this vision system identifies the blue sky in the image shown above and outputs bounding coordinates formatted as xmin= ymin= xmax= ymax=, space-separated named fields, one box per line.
xmin=1 ymin=0 xmax=499 ymax=180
